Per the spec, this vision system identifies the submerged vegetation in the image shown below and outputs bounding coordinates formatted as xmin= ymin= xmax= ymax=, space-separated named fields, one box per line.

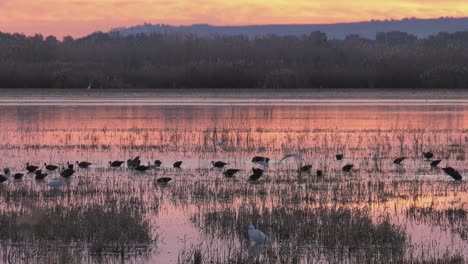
xmin=1 ymin=30 xmax=468 ymax=88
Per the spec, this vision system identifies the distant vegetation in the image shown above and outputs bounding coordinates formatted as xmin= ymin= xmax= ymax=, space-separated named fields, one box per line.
xmin=1 ymin=30 xmax=468 ymax=89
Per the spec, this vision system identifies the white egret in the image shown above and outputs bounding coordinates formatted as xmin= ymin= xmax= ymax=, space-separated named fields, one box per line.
xmin=48 ymin=178 xmax=65 ymax=189
xmin=248 ymin=223 xmax=268 ymax=245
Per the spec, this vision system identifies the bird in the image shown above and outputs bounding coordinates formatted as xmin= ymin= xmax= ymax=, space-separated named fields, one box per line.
xmin=248 ymin=223 xmax=268 ymax=245
xmin=279 ymin=153 xmax=302 ymax=164
xmin=66 ymin=162 xmax=74 ymax=170
xmin=26 ymin=163 xmax=39 ymax=173
xmin=342 ymin=164 xmax=354 ymax=172
xmin=430 ymin=160 xmax=442 ymax=168
xmin=316 ymin=170 xmax=323 ymax=177
xmin=393 ymin=157 xmax=406 ymax=165
xmin=336 ymin=154 xmax=344 ymax=161
xmin=2 ymin=168 xmax=11 ymax=178
xmin=173 ymin=161 xmax=182 ymax=168
xmin=44 ymin=163 xmax=58 ymax=171
xmin=211 ymin=161 xmax=227 ymax=168
xmin=156 ymin=177 xmax=172 ymax=185
xmin=76 ymin=161 xmax=92 ymax=169
xmin=223 ymin=169 xmax=240 ymax=178
xmin=13 ymin=173 xmax=24 ymax=180
xmin=249 ymin=167 xmax=263 ymax=181
xmin=252 ymin=156 xmax=270 ymax=164
xmin=134 ymin=165 xmax=149 ymax=172
xmin=299 ymin=164 xmax=312 ymax=173
xmin=60 ymin=168 xmax=75 ymax=178
xmin=127 ymin=159 xmax=133 ymax=168
xmin=0 ymin=174 xmax=7 ymax=183
xmin=35 ymin=170 xmax=48 ymax=180
xmin=423 ymin=152 xmax=434 ymax=160
xmin=132 ymin=156 xmax=141 ymax=168
xmin=48 ymin=178 xmax=65 ymax=189
xmin=442 ymin=167 xmax=462 ymax=181
xmin=109 ymin=160 xmax=124 ymax=168
xmin=155 ymin=160 xmax=162 ymax=167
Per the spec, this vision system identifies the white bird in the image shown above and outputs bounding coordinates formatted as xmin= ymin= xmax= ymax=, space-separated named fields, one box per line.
xmin=48 ymin=178 xmax=65 ymax=189
xmin=248 ymin=223 xmax=268 ymax=245
xmin=279 ymin=153 xmax=303 ymax=164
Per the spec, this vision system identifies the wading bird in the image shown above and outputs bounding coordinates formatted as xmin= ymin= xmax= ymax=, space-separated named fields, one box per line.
xmin=60 ymin=168 xmax=75 ymax=178
xmin=48 ymin=178 xmax=65 ymax=189
xmin=316 ymin=170 xmax=323 ymax=177
xmin=423 ymin=152 xmax=434 ymax=160
xmin=442 ymin=167 xmax=463 ymax=181
xmin=211 ymin=161 xmax=227 ymax=168
xmin=223 ymin=169 xmax=240 ymax=178
xmin=109 ymin=160 xmax=124 ymax=168
xmin=155 ymin=160 xmax=162 ymax=167
xmin=134 ymin=165 xmax=149 ymax=172
xmin=66 ymin=162 xmax=74 ymax=170
xmin=0 ymin=175 xmax=7 ymax=183
xmin=13 ymin=173 xmax=24 ymax=180
xmin=173 ymin=161 xmax=183 ymax=168
xmin=44 ymin=163 xmax=58 ymax=171
xmin=26 ymin=163 xmax=39 ymax=173
xmin=299 ymin=164 xmax=312 ymax=175
xmin=35 ymin=170 xmax=48 ymax=180
xmin=393 ymin=157 xmax=406 ymax=165
xmin=76 ymin=161 xmax=92 ymax=169
xmin=248 ymin=223 xmax=268 ymax=245
xmin=249 ymin=167 xmax=264 ymax=181
xmin=342 ymin=164 xmax=354 ymax=172
xmin=132 ymin=156 xmax=141 ymax=168
xmin=430 ymin=160 xmax=442 ymax=168
xmin=336 ymin=154 xmax=344 ymax=161
xmin=156 ymin=177 xmax=172 ymax=185
xmin=252 ymin=156 xmax=270 ymax=164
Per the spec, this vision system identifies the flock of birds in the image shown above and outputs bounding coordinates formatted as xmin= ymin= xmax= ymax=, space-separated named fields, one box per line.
xmin=0 ymin=151 xmax=463 ymax=189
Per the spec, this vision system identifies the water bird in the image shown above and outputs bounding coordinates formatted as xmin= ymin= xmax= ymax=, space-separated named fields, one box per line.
xmin=223 ymin=169 xmax=240 ymax=178
xmin=2 ymin=168 xmax=11 ymax=178
xmin=66 ymin=162 xmax=74 ymax=169
xmin=336 ymin=154 xmax=344 ymax=161
xmin=252 ymin=156 xmax=270 ymax=164
xmin=132 ymin=156 xmax=141 ymax=168
xmin=35 ymin=170 xmax=48 ymax=180
xmin=14 ymin=173 xmax=24 ymax=180
xmin=155 ymin=160 xmax=162 ymax=167
xmin=279 ymin=153 xmax=302 ymax=164
xmin=211 ymin=161 xmax=227 ymax=168
xmin=48 ymin=178 xmax=65 ymax=189
xmin=134 ymin=165 xmax=149 ymax=172
xmin=248 ymin=223 xmax=268 ymax=245
xmin=316 ymin=170 xmax=323 ymax=177
xmin=26 ymin=163 xmax=39 ymax=173
xmin=299 ymin=165 xmax=312 ymax=172
xmin=442 ymin=167 xmax=462 ymax=181
xmin=430 ymin=160 xmax=442 ymax=168
xmin=156 ymin=177 xmax=172 ymax=185
xmin=342 ymin=164 xmax=354 ymax=172
xmin=173 ymin=161 xmax=183 ymax=168
xmin=60 ymin=168 xmax=75 ymax=178
xmin=393 ymin=157 xmax=406 ymax=165
xmin=109 ymin=160 xmax=124 ymax=168
xmin=0 ymin=175 xmax=7 ymax=183
xmin=76 ymin=161 xmax=92 ymax=168
xmin=423 ymin=152 xmax=434 ymax=160
xmin=249 ymin=167 xmax=264 ymax=181
xmin=44 ymin=163 xmax=58 ymax=171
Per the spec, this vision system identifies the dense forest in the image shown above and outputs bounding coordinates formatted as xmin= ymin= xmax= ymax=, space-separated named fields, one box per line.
xmin=0 ymin=30 xmax=468 ymax=89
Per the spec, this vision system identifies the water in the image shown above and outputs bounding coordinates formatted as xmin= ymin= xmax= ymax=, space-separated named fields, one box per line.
xmin=0 ymin=98 xmax=467 ymax=263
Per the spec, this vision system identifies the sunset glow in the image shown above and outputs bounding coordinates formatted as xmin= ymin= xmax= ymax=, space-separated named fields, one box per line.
xmin=1 ymin=0 xmax=468 ymax=38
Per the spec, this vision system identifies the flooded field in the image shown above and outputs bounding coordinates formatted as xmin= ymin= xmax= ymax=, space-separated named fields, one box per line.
xmin=0 ymin=96 xmax=467 ymax=263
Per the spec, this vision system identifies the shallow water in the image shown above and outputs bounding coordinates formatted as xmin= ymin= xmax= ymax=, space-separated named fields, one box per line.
xmin=0 ymin=98 xmax=467 ymax=263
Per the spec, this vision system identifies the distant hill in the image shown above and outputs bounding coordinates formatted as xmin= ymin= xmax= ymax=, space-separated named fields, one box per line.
xmin=111 ymin=17 xmax=468 ymax=39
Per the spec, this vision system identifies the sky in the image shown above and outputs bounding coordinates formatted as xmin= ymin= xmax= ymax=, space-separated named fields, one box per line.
xmin=1 ymin=0 xmax=468 ymax=38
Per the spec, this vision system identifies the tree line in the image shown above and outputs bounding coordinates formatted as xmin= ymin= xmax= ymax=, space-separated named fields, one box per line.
xmin=0 ymin=30 xmax=467 ymax=89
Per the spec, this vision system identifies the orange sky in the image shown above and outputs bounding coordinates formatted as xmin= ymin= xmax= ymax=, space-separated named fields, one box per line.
xmin=1 ymin=0 xmax=468 ymax=38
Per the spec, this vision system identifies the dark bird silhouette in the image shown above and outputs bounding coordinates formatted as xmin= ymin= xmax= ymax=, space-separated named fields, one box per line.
xmin=132 ymin=156 xmax=141 ymax=168
xmin=60 ymin=168 xmax=75 ymax=178
xmin=35 ymin=170 xmax=48 ymax=180
xmin=109 ymin=161 xmax=124 ymax=168
xmin=0 ymin=174 xmax=7 ymax=183
xmin=249 ymin=167 xmax=264 ymax=181
xmin=393 ymin=157 xmax=406 ymax=165
xmin=173 ymin=161 xmax=182 ymax=168
xmin=430 ymin=160 xmax=442 ymax=168
xmin=252 ymin=156 xmax=270 ymax=164
xmin=336 ymin=154 xmax=344 ymax=161
xmin=156 ymin=177 xmax=172 ymax=185
xmin=134 ymin=165 xmax=149 ymax=172
xmin=342 ymin=164 xmax=354 ymax=172
xmin=67 ymin=162 xmax=74 ymax=170
xmin=14 ymin=173 xmax=24 ymax=180
xmin=423 ymin=152 xmax=434 ymax=160
xmin=223 ymin=169 xmax=240 ymax=178
xmin=299 ymin=165 xmax=312 ymax=173
xmin=211 ymin=161 xmax=227 ymax=168
xmin=26 ymin=163 xmax=39 ymax=173
xmin=127 ymin=159 xmax=133 ymax=168
xmin=44 ymin=163 xmax=58 ymax=171
xmin=442 ymin=167 xmax=462 ymax=181
xmin=316 ymin=170 xmax=323 ymax=177
xmin=76 ymin=161 xmax=92 ymax=168
xmin=155 ymin=160 xmax=162 ymax=167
